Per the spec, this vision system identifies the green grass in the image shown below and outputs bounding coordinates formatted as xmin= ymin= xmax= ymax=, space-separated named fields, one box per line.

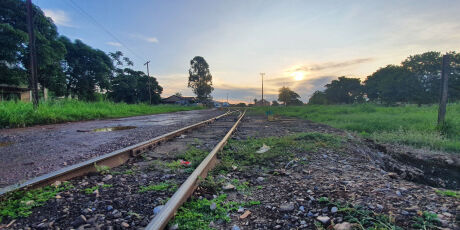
xmin=435 ymin=189 xmax=460 ymax=198
xmin=138 ymin=181 xmax=178 ymax=193
xmin=215 ymin=132 xmax=343 ymax=173
xmin=251 ymin=103 xmax=460 ymax=153
xmin=0 ymin=99 xmax=202 ymax=128
xmin=170 ymin=194 xmax=260 ymax=230
xmin=0 ymin=182 xmax=74 ymax=222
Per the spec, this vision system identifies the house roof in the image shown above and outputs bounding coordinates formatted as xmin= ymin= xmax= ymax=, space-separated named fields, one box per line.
xmin=0 ymin=84 xmax=30 ymax=92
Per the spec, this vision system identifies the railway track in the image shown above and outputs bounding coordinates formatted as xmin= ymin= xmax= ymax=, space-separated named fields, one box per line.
xmin=0 ymin=109 xmax=246 ymax=229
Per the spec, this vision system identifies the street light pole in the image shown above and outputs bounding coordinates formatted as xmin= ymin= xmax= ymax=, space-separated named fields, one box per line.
xmin=144 ymin=61 xmax=151 ymax=104
xmin=260 ymin=73 xmax=265 ymax=105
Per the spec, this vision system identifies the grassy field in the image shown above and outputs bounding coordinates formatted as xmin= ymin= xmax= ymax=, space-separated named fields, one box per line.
xmin=252 ymin=103 xmax=460 ymax=153
xmin=0 ymin=100 xmax=202 ymax=128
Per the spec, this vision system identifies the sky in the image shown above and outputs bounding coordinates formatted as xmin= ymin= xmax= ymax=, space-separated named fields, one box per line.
xmin=35 ymin=0 xmax=460 ymax=103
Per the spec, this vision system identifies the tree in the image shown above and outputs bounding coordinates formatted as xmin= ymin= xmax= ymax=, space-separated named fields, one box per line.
xmin=60 ymin=37 xmax=113 ymax=101
xmin=324 ymin=76 xmax=364 ymax=104
xmin=308 ymin=91 xmax=328 ymax=104
xmin=253 ymin=98 xmax=257 ymax=104
xmin=0 ymin=0 xmax=67 ymax=95
xmin=109 ymin=68 xmax=162 ymax=104
xmin=174 ymin=92 xmax=183 ymax=97
xmin=401 ymin=51 xmax=442 ymax=103
xmin=272 ymin=100 xmax=279 ymax=106
xmin=278 ymin=87 xmax=302 ymax=105
xmin=364 ymin=65 xmax=424 ymax=104
xmin=188 ymin=56 xmax=213 ymax=102
xmin=107 ymin=51 xmax=162 ymax=104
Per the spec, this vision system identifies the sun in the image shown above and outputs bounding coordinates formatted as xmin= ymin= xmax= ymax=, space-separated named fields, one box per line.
xmin=291 ymin=71 xmax=304 ymax=81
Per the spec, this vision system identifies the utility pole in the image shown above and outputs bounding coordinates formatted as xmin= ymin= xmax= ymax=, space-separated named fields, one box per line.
xmin=260 ymin=73 xmax=265 ymax=105
xmin=26 ymin=0 xmax=39 ymax=109
xmin=144 ymin=61 xmax=151 ymax=104
xmin=226 ymin=93 xmax=228 ymax=104
xmin=438 ymin=54 xmax=450 ymax=125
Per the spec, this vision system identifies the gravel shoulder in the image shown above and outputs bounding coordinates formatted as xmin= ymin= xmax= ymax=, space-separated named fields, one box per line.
xmin=177 ymin=114 xmax=459 ymax=230
xmin=0 ymin=109 xmax=224 ymax=187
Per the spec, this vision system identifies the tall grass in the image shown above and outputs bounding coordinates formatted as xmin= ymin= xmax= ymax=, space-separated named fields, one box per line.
xmin=0 ymin=100 xmax=202 ymax=128
xmin=252 ymin=103 xmax=460 ymax=153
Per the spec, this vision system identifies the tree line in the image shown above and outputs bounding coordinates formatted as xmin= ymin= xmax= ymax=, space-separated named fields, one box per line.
xmin=0 ymin=0 xmax=162 ymax=104
xmin=308 ymin=51 xmax=460 ymax=105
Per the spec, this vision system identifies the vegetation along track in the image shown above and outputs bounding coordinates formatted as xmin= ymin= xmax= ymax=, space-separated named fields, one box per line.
xmin=0 ymin=109 xmax=245 ymax=229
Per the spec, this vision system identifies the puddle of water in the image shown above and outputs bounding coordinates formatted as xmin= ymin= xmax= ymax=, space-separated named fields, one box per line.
xmin=92 ymin=126 xmax=137 ymax=132
xmin=0 ymin=141 xmax=13 ymax=147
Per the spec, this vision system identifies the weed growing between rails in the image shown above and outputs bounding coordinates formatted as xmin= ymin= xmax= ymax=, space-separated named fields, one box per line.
xmin=251 ymin=103 xmax=460 ymax=153
xmin=0 ymin=182 xmax=74 ymax=222
xmin=0 ymin=99 xmax=202 ymax=128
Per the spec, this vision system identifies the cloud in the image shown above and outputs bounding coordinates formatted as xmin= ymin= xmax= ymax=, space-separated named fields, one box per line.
xmin=106 ymin=42 xmax=122 ymax=47
xmin=291 ymin=58 xmax=374 ymax=73
xmin=146 ymin=37 xmax=159 ymax=43
xmin=43 ymin=9 xmax=73 ymax=27
xmin=131 ymin=34 xmax=159 ymax=43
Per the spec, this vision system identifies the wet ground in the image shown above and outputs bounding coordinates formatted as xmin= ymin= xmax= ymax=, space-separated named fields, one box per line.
xmin=0 ymin=109 xmax=224 ymax=188
xmin=0 ymin=112 xmax=240 ymax=229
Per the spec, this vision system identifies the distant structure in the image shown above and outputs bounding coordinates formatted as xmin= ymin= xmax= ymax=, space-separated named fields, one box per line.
xmin=162 ymin=95 xmax=197 ymax=105
xmin=255 ymin=99 xmax=270 ymax=106
xmin=0 ymin=84 xmax=31 ymax=102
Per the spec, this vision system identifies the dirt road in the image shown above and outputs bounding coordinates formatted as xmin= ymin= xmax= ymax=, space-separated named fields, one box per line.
xmin=0 ymin=109 xmax=224 ymax=187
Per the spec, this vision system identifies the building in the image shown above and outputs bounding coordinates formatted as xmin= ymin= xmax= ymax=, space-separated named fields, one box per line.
xmin=0 ymin=84 xmax=31 ymax=102
xmin=255 ymin=99 xmax=270 ymax=106
xmin=162 ymin=95 xmax=197 ymax=105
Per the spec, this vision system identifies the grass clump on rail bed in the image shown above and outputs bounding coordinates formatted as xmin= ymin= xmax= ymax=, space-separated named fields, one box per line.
xmin=170 ymin=194 xmax=260 ymax=230
xmin=0 ymin=182 xmax=74 ymax=222
xmin=250 ymin=103 xmax=460 ymax=153
xmin=0 ymin=99 xmax=202 ymax=128
xmin=214 ymin=132 xmax=343 ymax=173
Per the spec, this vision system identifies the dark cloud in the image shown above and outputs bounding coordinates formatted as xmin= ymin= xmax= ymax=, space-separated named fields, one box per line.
xmin=292 ymin=57 xmax=374 ymax=72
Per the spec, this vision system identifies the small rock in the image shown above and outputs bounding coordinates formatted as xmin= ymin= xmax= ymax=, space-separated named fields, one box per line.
xmin=121 ymin=222 xmax=129 ymax=228
xmin=396 ymin=190 xmax=402 ymax=196
xmin=307 ymin=211 xmax=314 ymax=217
xmin=387 ymin=172 xmax=398 ymax=179
xmin=153 ymin=205 xmax=164 ymax=215
xmin=299 ymin=206 xmax=305 ymax=212
xmin=331 ymin=207 xmax=338 ymax=213
xmin=25 ymin=200 xmax=34 ymax=206
xmin=256 ymin=177 xmax=265 ymax=182
xmin=334 ymin=222 xmax=353 ymax=230
xmin=237 ymin=207 xmax=245 ymax=213
xmin=102 ymin=175 xmax=113 ymax=182
xmin=169 ymin=223 xmax=179 ymax=230
xmin=279 ymin=203 xmax=295 ymax=212
xmin=55 ymin=195 xmax=62 ymax=199
xmin=376 ymin=204 xmax=383 ymax=210
xmin=107 ymin=205 xmax=113 ymax=211
xmin=239 ymin=210 xmax=251 ymax=219
xmin=223 ymin=184 xmax=235 ymax=190
xmin=316 ymin=216 xmax=330 ymax=224
xmin=210 ymin=203 xmax=217 ymax=211
xmin=72 ymin=215 xmax=87 ymax=227
xmin=231 ymin=225 xmax=241 ymax=230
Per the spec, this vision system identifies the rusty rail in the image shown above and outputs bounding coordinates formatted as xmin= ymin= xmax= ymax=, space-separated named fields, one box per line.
xmin=0 ymin=110 xmax=232 ymax=197
xmin=146 ymin=109 xmax=246 ymax=230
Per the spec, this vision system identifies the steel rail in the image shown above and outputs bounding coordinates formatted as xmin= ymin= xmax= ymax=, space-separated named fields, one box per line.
xmin=0 ymin=110 xmax=232 ymax=197
xmin=146 ymin=109 xmax=246 ymax=230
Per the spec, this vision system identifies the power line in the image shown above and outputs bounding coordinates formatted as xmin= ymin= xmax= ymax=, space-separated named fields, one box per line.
xmin=66 ymin=0 xmax=146 ymax=63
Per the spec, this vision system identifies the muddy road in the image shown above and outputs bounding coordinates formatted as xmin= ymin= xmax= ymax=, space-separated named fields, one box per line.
xmin=0 ymin=109 xmax=224 ymax=187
